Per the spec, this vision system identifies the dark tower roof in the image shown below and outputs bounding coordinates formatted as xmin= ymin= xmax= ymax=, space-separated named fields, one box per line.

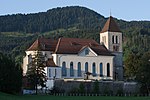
xmin=101 ymin=16 xmax=121 ymax=33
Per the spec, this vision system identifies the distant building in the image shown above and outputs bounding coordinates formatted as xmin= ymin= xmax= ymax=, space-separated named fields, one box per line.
xmin=22 ymin=16 xmax=123 ymax=89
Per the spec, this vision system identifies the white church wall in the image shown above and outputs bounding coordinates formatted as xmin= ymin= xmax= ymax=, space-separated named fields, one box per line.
xmin=46 ymin=67 xmax=61 ymax=79
xmin=22 ymin=56 xmax=28 ymax=75
xmin=52 ymin=54 xmax=58 ymax=65
xmin=100 ymin=32 xmax=109 ymax=49
xmin=44 ymin=67 xmax=61 ymax=89
xmin=53 ymin=54 xmax=114 ymax=80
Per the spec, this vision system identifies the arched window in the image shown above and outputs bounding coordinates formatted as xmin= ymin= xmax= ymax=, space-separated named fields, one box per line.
xmin=54 ymin=69 xmax=57 ymax=77
xmin=85 ymin=62 xmax=88 ymax=73
xmin=100 ymin=63 xmax=103 ymax=77
xmin=92 ymin=63 xmax=96 ymax=76
xmin=78 ymin=62 xmax=81 ymax=77
xmin=107 ymin=63 xmax=110 ymax=77
xmin=28 ymin=54 xmax=32 ymax=63
xmin=49 ymin=69 xmax=51 ymax=77
xmin=112 ymin=35 xmax=115 ymax=44
xmin=70 ymin=62 xmax=74 ymax=76
xmin=116 ymin=36 xmax=118 ymax=44
xmin=62 ymin=62 xmax=66 ymax=76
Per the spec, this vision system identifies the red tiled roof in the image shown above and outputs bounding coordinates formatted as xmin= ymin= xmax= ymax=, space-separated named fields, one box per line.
xmin=27 ymin=38 xmax=57 ymax=51
xmin=90 ymin=45 xmax=113 ymax=55
xmin=27 ymin=37 xmax=113 ymax=56
xmin=101 ymin=16 xmax=121 ymax=33
xmin=46 ymin=58 xmax=58 ymax=67
xmin=54 ymin=38 xmax=113 ymax=56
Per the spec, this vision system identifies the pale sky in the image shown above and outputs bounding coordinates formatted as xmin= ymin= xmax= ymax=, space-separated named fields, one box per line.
xmin=0 ymin=0 xmax=150 ymax=21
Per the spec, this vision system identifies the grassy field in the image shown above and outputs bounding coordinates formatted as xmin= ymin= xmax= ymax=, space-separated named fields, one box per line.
xmin=0 ymin=92 xmax=150 ymax=100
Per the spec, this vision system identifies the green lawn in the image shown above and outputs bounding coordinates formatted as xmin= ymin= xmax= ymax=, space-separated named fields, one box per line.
xmin=0 ymin=92 xmax=150 ymax=100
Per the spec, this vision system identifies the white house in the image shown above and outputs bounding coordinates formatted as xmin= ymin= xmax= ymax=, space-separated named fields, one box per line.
xmin=45 ymin=58 xmax=61 ymax=89
xmin=22 ymin=16 xmax=123 ymax=89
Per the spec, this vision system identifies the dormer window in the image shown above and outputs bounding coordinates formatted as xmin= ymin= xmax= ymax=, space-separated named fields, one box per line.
xmin=85 ymin=49 xmax=89 ymax=55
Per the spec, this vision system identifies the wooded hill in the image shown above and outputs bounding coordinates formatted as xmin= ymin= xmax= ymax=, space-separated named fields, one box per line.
xmin=0 ymin=6 xmax=150 ymax=63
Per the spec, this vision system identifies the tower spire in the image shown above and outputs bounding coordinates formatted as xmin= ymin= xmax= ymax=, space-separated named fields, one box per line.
xmin=100 ymin=16 xmax=121 ymax=33
xmin=110 ymin=9 xmax=112 ymax=16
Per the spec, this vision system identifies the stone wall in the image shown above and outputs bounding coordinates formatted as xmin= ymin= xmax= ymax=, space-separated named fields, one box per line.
xmin=54 ymin=80 xmax=139 ymax=95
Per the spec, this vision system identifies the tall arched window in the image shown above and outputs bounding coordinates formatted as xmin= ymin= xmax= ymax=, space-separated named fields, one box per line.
xmin=92 ymin=63 xmax=96 ymax=76
xmin=62 ymin=62 xmax=66 ymax=76
xmin=85 ymin=62 xmax=88 ymax=73
xmin=78 ymin=62 xmax=81 ymax=77
xmin=100 ymin=63 xmax=103 ymax=77
xmin=107 ymin=63 xmax=110 ymax=77
xmin=112 ymin=35 xmax=115 ymax=44
xmin=70 ymin=62 xmax=74 ymax=76
xmin=116 ymin=36 xmax=118 ymax=44
xmin=49 ymin=69 xmax=51 ymax=77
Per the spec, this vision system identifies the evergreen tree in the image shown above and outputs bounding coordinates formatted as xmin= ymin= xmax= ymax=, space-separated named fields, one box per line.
xmin=26 ymin=51 xmax=46 ymax=94
xmin=124 ymin=51 xmax=141 ymax=80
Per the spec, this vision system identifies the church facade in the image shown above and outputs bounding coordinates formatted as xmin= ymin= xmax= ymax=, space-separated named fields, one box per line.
xmin=22 ymin=16 xmax=123 ymax=88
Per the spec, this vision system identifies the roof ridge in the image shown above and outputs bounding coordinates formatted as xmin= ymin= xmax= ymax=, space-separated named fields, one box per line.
xmin=37 ymin=38 xmax=41 ymax=50
xmin=61 ymin=37 xmax=94 ymax=41
xmin=54 ymin=38 xmax=61 ymax=53
xmin=27 ymin=38 xmax=40 ymax=51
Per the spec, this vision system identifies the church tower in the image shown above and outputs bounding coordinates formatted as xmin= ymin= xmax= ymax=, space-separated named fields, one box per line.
xmin=100 ymin=16 xmax=123 ymax=80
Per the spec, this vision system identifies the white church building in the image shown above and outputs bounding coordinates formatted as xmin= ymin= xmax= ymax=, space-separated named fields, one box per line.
xmin=22 ymin=16 xmax=123 ymax=89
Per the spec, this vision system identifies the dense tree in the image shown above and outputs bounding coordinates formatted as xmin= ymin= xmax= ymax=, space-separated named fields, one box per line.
xmin=0 ymin=6 xmax=104 ymax=33
xmin=136 ymin=51 xmax=150 ymax=94
xmin=0 ymin=52 xmax=22 ymax=94
xmin=124 ymin=51 xmax=141 ymax=80
xmin=124 ymin=51 xmax=150 ymax=94
xmin=26 ymin=51 xmax=46 ymax=94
